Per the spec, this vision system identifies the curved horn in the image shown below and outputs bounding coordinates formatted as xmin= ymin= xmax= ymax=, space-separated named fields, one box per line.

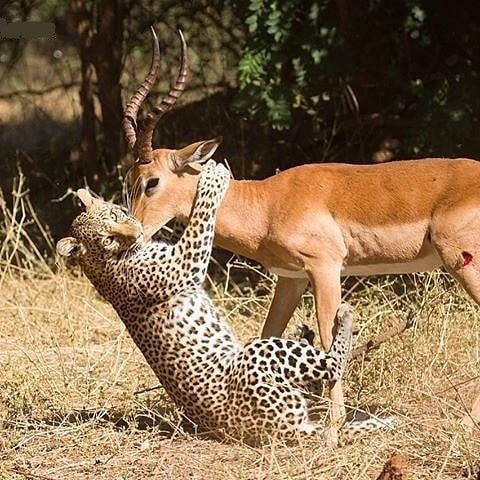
xmin=135 ymin=29 xmax=189 ymax=164
xmin=122 ymin=26 xmax=161 ymax=153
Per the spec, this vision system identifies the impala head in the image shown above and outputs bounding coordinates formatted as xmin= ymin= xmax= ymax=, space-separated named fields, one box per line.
xmin=123 ymin=27 xmax=222 ymax=238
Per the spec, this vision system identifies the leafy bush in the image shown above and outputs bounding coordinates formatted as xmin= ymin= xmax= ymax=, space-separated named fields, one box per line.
xmin=232 ymin=0 xmax=480 ymax=161
xmin=232 ymin=0 xmax=349 ymax=131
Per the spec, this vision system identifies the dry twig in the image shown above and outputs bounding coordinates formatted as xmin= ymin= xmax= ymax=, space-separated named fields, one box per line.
xmin=9 ymin=467 xmax=57 ymax=480
xmin=350 ymin=315 xmax=415 ymax=360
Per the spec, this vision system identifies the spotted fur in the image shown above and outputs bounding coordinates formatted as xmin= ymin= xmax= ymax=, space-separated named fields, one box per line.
xmin=58 ymin=161 xmax=355 ymax=439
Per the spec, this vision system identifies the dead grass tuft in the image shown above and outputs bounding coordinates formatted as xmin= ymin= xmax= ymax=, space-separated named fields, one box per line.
xmin=1 ymin=179 xmax=480 ymax=479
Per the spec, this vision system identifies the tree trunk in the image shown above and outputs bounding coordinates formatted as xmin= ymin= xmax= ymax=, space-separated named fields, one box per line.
xmin=68 ymin=0 xmax=126 ymax=183
xmin=68 ymin=0 xmax=98 ymax=182
xmin=91 ymin=0 xmax=125 ymax=177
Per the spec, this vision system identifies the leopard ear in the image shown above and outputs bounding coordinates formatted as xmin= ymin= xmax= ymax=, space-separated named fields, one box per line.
xmin=76 ymin=189 xmax=95 ymax=209
xmin=76 ymin=188 xmax=103 ymax=210
xmin=56 ymin=237 xmax=85 ymax=257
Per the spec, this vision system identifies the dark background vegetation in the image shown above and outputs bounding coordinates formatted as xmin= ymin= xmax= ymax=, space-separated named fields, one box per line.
xmin=1 ymin=0 xmax=480 ymax=245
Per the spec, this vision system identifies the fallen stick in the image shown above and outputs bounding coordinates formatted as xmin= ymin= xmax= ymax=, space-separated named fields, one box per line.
xmin=9 ymin=467 xmax=57 ymax=480
xmin=350 ymin=314 xmax=415 ymax=360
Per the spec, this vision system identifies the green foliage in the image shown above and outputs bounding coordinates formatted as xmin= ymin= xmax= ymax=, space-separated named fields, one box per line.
xmin=405 ymin=72 xmax=480 ymax=156
xmin=232 ymin=0 xmax=348 ymax=131
xmin=232 ymin=0 xmax=480 ymax=160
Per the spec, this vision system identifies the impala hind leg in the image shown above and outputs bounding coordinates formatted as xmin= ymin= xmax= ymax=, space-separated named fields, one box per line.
xmin=448 ymin=263 xmax=480 ymax=428
xmin=307 ymin=261 xmax=345 ymax=445
xmin=435 ymin=240 xmax=480 ymax=427
xmin=261 ymin=276 xmax=309 ymax=338
xmin=449 ymin=263 xmax=480 ymax=428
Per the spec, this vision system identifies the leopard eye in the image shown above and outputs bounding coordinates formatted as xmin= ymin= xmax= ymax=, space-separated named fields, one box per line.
xmin=102 ymin=236 xmax=115 ymax=247
xmin=110 ymin=211 xmax=118 ymax=222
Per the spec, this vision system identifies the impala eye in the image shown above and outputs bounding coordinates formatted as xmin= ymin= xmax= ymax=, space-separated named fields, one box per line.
xmin=145 ymin=177 xmax=159 ymax=193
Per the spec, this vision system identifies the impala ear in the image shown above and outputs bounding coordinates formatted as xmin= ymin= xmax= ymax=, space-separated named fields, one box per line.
xmin=169 ymin=136 xmax=222 ymax=172
xmin=56 ymin=237 xmax=85 ymax=258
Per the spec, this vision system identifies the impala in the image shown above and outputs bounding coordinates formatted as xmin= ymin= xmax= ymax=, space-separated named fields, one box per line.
xmin=123 ymin=28 xmax=480 ymax=434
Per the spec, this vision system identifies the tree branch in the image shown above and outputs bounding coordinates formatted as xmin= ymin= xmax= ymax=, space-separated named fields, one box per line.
xmin=350 ymin=314 xmax=415 ymax=360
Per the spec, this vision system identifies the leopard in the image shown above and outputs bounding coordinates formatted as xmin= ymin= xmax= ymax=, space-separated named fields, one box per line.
xmin=57 ymin=160 xmax=381 ymax=440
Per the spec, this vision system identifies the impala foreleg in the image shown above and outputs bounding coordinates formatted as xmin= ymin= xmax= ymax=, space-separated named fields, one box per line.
xmin=307 ymin=260 xmax=345 ymax=445
xmin=261 ymin=276 xmax=308 ymax=338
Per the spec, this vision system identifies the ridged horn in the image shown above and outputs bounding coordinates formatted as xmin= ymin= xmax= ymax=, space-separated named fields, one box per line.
xmin=135 ymin=29 xmax=188 ymax=164
xmin=122 ymin=27 xmax=161 ymax=155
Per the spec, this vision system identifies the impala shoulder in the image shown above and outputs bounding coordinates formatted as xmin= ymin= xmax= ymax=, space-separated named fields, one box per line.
xmin=450 ymin=157 xmax=480 ymax=168
xmin=270 ymin=163 xmax=341 ymax=184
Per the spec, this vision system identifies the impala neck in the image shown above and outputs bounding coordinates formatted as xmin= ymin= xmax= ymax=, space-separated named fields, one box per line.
xmin=216 ymin=179 xmax=269 ymax=259
xmin=179 ymin=178 xmax=269 ymax=262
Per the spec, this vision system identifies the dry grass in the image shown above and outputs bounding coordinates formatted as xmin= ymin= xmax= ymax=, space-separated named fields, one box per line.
xmin=1 ymin=183 xmax=480 ymax=480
